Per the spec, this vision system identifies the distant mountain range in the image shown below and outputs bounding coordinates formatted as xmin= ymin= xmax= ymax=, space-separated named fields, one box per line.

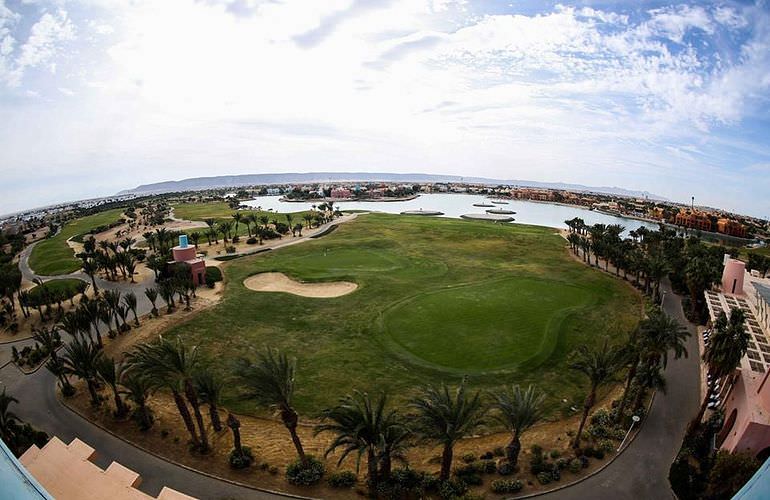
xmin=118 ymin=172 xmax=666 ymax=200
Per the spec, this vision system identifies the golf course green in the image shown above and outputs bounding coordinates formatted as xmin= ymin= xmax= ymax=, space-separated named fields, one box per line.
xmin=167 ymin=213 xmax=641 ymax=416
xmin=28 ymin=209 xmax=125 ymax=276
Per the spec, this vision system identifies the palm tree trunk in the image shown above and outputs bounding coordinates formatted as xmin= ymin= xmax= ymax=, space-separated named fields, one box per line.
xmin=113 ymin=389 xmax=128 ymax=418
xmin=86 ymin=379 xmax=100 ymax=406
xmin=440 ymin=443 xmax=453 ymax=481
xmin=573 ymin=391 xmax=595 ymax=449
xmin=506 ymin=432 xmax=521 ymax=467
xmin=172 ymin=389 xmax=200 ymax=448
xmin=367 ymin=447 xmax=379 ymax=492
xmin=616 ymin=358 xmax=639 ymax=424
xmin=282 ymin=407 xmax=306 ymax=463
xmin=185 ymin=381 xmax=209 ymax=452
xmin=209 ymin=403 xmax=222 ymax=432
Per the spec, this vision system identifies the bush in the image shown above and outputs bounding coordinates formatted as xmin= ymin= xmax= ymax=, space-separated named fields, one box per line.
xmin=480 ymin=451 xmax=494 ymax=460
xmin=529 ymin=446 xmax=548 ymax=475
xmin=229 ymin=446 xmax=254 ymax=469
xmin=204 ymin=266 xmax=222 ymax=288
xmin=478 ymin=460 xmax=497 ymax=474
xmin=590 ymin=408 xmax=613 ymax=427
xmin=327 ymin=471 xmax=357 ymax=488
xmin=549 ymin=449 xmax=561 ymax=459
xmin=225 ymin=245 xmax=236 ymax=254
xmin=598 ymin=439 xmax=615 ymax=454
xmin=231 ymin=235 xmax=240 ymax=243
xmin=491 ymin=479 xmax=523 ymax=494
xmin=556 ymin=457 xmax=569 ymax=470
xmin=496 ymin=460 xmax=514 ymax=476
xmin=459 ymin=473 xmax=482 ymax=486
xmin=569 ymin=458 xmax=583 ymax=473
xmin=285 ymin=456 xmax=325 ymax=486
xmin=536 ymin=472 xmax=551 ymax=485
xmin=246 ymin=237 xmax=258 ymax=245
xmin=550 ymin=464 xmax=561 ymax=482
xmin=438 ymin=478 xmax=468 ymax=499
xmin=461 ymin=452 xmax=477 ymax=463
xmin=583 ymin=446 xmax=596 ymax=458
xmin=593 ymin=449 xmax=605 ymax=460
xmin=378 ymin=468 xmax=426 ymax=499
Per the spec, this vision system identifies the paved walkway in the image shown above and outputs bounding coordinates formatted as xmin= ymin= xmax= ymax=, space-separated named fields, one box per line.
xmin=538 ymin=272 xmax=700 ymax=499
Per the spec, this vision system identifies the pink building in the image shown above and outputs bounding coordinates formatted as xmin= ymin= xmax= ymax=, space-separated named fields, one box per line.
xmin=330 ymin=187 xmax=351 ymax=199
xmin=723 ymin=257 xmax=746 ymax=295
xmin=171 ymin=235 xmax=206 ymax=287
xmin=711 ymin=261 xmax=770 ymax=461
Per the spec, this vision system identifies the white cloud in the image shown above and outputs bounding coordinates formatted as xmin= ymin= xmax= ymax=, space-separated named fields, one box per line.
xmin=0 ymin=1 xmax=769 ymax=217
xmin=0 ymin=6 xmax=75 ymax=87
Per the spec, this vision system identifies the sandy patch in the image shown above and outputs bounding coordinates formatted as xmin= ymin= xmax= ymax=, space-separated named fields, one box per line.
xmin=243 ymin=272 xmax=357 ymax=298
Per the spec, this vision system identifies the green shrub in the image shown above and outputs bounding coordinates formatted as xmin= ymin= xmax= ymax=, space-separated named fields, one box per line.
xmin=550 ymin=449 xmax=561 ymax=459
xmin=478 ymin=460 xmax=497 ymax=474
xmin=229 ymin=446 xmax=254 ymax=469
xmin=496 ymin=460 xmax=514 ymax=476
xmin=556 ymin=457 xmax=569 ymax=470
xmin=327 ymin=471 xmax=357 ymax=488
xmin=536 ymin=472 xmax=551 ymax=485
xmin=491 ymin=479 xmax=523 ymax=494
xmin=247 ymin=237 xmax=258 ymax=244
xmin=461 ymin=452 xmax=477 ymax=464
xmin=438 ymin=478 xmax=468 ymax=499
xmin=459 ymin=473 xmax=482 ymax=486
xmin=205 ymin=266 xmax=222 ymax=288
xmin=550 ymin=464 xmax=561 ymax=482
xmin=598 ymin=439 xmax=615 ymax=454
xmin=568 ymin=458 xmax=582 ymax=473
xmin=285 ymin=456 xmax=324 ymax=486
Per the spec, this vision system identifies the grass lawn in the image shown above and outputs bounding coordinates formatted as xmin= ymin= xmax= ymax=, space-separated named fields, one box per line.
xmin=172 ymin=202 xmax=315 ymax=238
xmin=27 ymin=279 xmax=87 ymax=306
xmin=165 ymin=214 xmax=641 ymax=417
xmin=28 ymin=209 xmax=125 ymax=276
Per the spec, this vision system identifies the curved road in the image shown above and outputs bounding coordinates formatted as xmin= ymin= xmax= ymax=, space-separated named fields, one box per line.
xmin=2 ymin=230 xmax=700 ymax=499
xmin=539 ymin=279 xmax=700 ymax=500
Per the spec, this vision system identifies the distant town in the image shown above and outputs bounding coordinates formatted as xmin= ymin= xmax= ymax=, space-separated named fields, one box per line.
xmin=2 ymin=181 xmax=768 ymax=247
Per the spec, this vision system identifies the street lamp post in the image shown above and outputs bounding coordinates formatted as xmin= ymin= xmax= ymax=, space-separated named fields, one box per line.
xmin=660 ymin=290 xmax=667 ymax=307
xmin=617 ymin=415 xmax=641 ymax=452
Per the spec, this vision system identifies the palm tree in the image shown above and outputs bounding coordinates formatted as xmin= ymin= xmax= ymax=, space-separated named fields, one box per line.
xmin=144 ymin=287 xmax=159 ymax=316
xmin=0 ymin=388 xmax=20 ymax=447
xmin=303 ymin=213 xmax=313 ymax=229
xmin=491 ymin=385 xmax=545 ymax=467
xmin=285 ymin=213 xmax=294 ymax=234
xmin=46 ymin=354 xmax=76 ymax=397
xmin=409 ymin=380 xmax=485 ymax=480
xmin=689 ymin=309 xmax=749 ymax=434
xmin=639 ymin=308 xmax=689 ymax=369
xmin=568 ymin=338 xmax=624 ymax=449
xmin=234 ymin=348 xmax=307 ymax=463
xmin=631 ymin=362 xmax=666 ymax=413
xmin=82 ymin=258 xmax=99 ymax=293
xmin=79 ymin=296 xmax=104 ymax=348
xmin=120 ymin=371 xmax=155 ymax=430
xmin=96 ymin=356 xmax=129 ymax=419
xmin=61 ymin=335 xmax=103 ymax=406
xmin=315 ymin=391 xmax=408 ymax=489
xmin=227 ymin=413 xmax=245 ymax=459
xmin=102 ymin=289 xmax=122 ymax=333
xmin=189 ymin=231 xmax=201 ymax=249
xmin=232 ymin=212 xmax=243 ymax=237
xmin=32 ymin=326 xmax=61 ymax=362
xmin=123 ymin=291 xmax=140 ymax=326
xmin=194 ymin=370 xmax=224 ymax=432
xmin=126 ymin=337 xmax=209 ymax=451
xmin=219 ymin=221 xmax=232 ymax=243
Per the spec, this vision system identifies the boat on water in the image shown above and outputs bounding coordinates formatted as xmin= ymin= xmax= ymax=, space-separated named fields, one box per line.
xmin=491 ymin=200 xmax=509 ymax=204
xmin=486 ymin=208 xmax=516 ymax=215
xmin=473 ymin=203 xmax=495 ymax=207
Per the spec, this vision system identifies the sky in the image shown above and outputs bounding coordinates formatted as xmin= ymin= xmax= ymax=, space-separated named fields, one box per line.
xmin=0 ymin=0 xmax=769 ymax=218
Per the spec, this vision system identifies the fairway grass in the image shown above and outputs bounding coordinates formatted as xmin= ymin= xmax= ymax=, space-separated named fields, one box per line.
xmin=28 ymin=209 xmax=125 ymax=276
xmin=166 ymin=214 xmax=641 ymax=417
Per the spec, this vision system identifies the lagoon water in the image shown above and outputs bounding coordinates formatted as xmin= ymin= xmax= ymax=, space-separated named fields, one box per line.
xmin=243 ymin=193 xmax=659 ymax=236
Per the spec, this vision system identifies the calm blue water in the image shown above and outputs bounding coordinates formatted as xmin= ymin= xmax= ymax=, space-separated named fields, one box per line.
xmin=243 ymin=193 xmax=659 ymax=236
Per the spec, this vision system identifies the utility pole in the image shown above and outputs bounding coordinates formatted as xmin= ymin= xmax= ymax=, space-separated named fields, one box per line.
xmin=691 ymin=196 xmax=695 ymax=210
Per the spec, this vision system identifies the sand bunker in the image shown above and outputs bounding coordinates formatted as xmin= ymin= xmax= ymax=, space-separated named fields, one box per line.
xmin=243 ymin=272 xmax=357 ymax=298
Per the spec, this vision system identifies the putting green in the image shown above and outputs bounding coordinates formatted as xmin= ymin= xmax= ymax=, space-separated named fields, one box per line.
xmin=383 ymin=277 xmax=594 ymax=373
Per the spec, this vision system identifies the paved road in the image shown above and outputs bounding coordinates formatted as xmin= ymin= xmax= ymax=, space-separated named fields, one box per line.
xmin=540 ymin=279 xmax=700 ymax=500
xmin=0 ymin=363 xmax=283 ymax=499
